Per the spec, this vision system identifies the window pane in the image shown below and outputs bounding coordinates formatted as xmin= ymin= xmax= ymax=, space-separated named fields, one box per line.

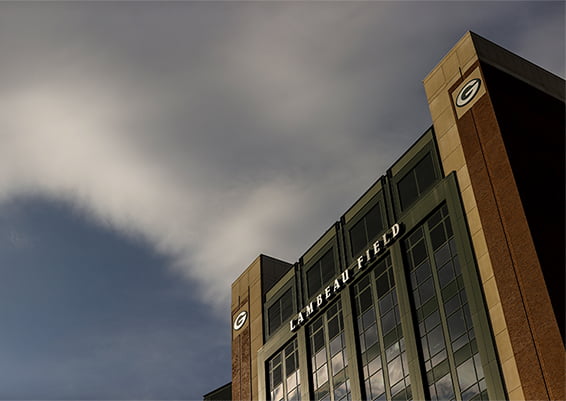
xmin=350 ymin=219 xmax=367 ymax=257
xmin=415 ymin=153 xmax=436 ymax=194
xmin=330 ymin=334 xmax=343 ymax=356
xmin=307 ymin=265 xmax=322 ymax=299
xmin=408 ymin=227 xmax=424 ymax=247
xmin=316 ymin=366 xmax=328 ymax=388
xmin=286 ymin=372 xmax=297 ymax=390
xmin=362 ymin=308 xmax=375 ymax=330
xmin=411 ymin=240 xmax=428 ymax=266
xmin=328 ymin=316 xmax=340 ymax=339
xmin=385 ymin=341 xmax=401 ymax=361
xmin=268 ymin=302 xmax=281 ymax=334
xmin=448 ymin=309 xmax=467 ymax=341
xmin=419 ymin=278 xmax=435 ymax=304
xmin=331 ymin=352 xmax=345 ymax=374
xmin=398 ymin=171 xmax=418 ymax=210
xmin=358 ymin=287 xmax=373 ymax=312
xmin=320 ymin=250 xmax=335 ymax=284
xmin=428 ymin=325 xmax=445 ymax=357
xmin=431 ymin=349 xmax=447 ymax=367
xmin=285 ymin=356 xmax=296 ymax=376
xmin=272 ymin=383 xmax=283 ymax=401
xmin=370 ymin=373 xmax=385 ymax=399
xmin=273 ymin=365 xmax=282 ymax=386
xmin=378 ymin=292 xmax=394 ymax=312
xmin=366 ymin=203 xmax=384 ymax=240
xmin=424 ymin=311 xmax=440 ymax=332
xmin=462 ymin=384 xmax=480 ymax=401
xmin=315 ymin=349 xmax=327 ymax=369
xmin=457 ymin=358 xmax=477 ymax=392
xmin=368 ymin=355 xmax=382 ymax=376
xmin=388 ymin=356 xmax=403 ymax=384
xmin=376 ymin=273 xmax=391 ymax=297
xmin=280 ymin=288 xmax=294 ymax=322
xmin=434 ymin=242 xmax=451 ymax=266
xmin=284 ymin=341 xmax=295 ymax=357
xmin=435 ymin=373 xmax=455 ymax=400
xmin=365 ymin=324 xmax=378 ymax=348
xmin=444 ymin=293 xmax=460 ymax=315
xmin=287 ymin=388 xmax=298 ymax=401
xmin=374 ymin=258 xmax=388 ymax=278
xmin=415 ymin=260 xmax=432 ymax=284
xmin=381 ymin=309 xmax=396 ymax=334
xmin=313 ymin=330 xmax=325 ymax=353
xmin=438 ymin=262 xmax=455 ymax=287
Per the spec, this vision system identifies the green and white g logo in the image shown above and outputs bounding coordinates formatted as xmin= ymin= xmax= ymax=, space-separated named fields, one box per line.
xmin=455 ymin=78 xmax=482 ymax=107
xmin=233 ymin=311 xmax=248 ymax=331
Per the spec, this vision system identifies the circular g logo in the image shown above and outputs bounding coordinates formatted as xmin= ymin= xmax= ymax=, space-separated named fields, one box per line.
xmin=455 ymin=78 xmax=482 ymax=107
xmin=233 ymin=311 xmax=248 ymax=331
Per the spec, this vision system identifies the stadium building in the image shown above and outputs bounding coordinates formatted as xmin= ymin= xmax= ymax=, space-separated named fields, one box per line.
xmin=206 ymin=31 xmax=565 ymax=401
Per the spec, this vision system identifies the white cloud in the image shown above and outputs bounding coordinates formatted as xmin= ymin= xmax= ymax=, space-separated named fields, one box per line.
xmin=0 ymin=2 xmax=563 ymax=313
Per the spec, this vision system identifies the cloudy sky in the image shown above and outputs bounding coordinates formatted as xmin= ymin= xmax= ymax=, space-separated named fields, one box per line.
xmin=0 ymin=1 xmax=563 ymax=399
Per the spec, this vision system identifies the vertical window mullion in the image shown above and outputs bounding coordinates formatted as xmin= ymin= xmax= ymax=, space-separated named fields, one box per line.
xmin=363 ymin=219 xmax=370 ymax=253
xmin=323 ymin=313 xmax=333 ymax=401
xmin=371 ymin=266 xmax=392 ymax=401
xmin=422 ymin=219 xmax=462 ymax=400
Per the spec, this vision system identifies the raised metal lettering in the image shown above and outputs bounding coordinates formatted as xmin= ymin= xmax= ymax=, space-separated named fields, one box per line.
xmin=306 ymin=302 xmax=315 ymax=317
xmin=357 ymin=255 xmax=365 ymax=270
xmin=333 ymin=279 xmax=341 ymax=292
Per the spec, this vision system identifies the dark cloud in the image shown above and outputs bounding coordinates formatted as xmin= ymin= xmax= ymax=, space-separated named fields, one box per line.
xmin=0 ymin=3 xmax=563 ymax=396
xmin=1 ymin=1 xmax=563 ymax=308
xmin=0 ymin=198 xmax=230 ymax=399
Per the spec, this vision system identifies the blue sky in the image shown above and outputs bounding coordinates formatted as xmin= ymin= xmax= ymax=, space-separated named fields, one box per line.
xmin=0 ymin=1 xmax=563 ymax=399
xmin=0 ymin=197 xmax=228 ymax=399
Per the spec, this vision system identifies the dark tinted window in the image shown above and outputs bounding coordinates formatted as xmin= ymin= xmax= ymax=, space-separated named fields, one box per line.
xmin=268 ymin=288 xmax=294 ymax=335
xmin=404 ymin=205 xmax=488 ymax=400
xmin=398 ymin=153 xmax=437 ymax=210
xmin=306 ymin=249 xmax=336 ymax=299
xmin=353 ymin=256 xmax=411 ymax=400
xmin=350 ymin=202 xmax=384 ymax=257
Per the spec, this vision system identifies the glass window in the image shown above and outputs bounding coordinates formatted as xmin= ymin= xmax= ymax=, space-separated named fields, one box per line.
xmin=415 ymin=154 xmax=436 ymax=196
xmin=398 ymin=172 xmax=418 ymax=210
xmin=268 ymin=288 xmax=294 ymax=335
xmin=398 ymin=153 xmax=438 ymax=210
xmin=268 ymin=339 xmax=301 ymax=401
xmin=350 ymin=202 xmax=384 ymax=257
xmin=306 ymin=249 xmax=336 ymax=299
xmin=308 ymin=301 xmax=351 ymax=401
xmin=353 ymin=256 xmax=411 ymax=401
xmin=403 ymin=205 xmax=487 ymax=400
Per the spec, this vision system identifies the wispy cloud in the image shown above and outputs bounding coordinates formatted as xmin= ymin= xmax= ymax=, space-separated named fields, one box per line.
xmin=0 ymin=2 xmax=563 ymax=312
